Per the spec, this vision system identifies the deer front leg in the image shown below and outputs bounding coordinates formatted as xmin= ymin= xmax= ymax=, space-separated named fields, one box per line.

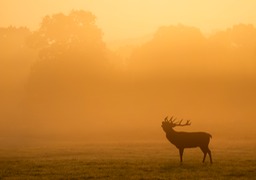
xmin=179 ymin=148 xmax=184 ymax=163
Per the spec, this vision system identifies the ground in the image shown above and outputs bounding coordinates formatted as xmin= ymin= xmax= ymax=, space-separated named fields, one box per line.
xmin=0 ymin=139 xmax=255 ymax=179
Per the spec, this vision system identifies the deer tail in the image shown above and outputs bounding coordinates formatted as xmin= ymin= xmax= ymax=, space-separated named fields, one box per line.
xmin=209 ymin=134 xmax=212 ymax=138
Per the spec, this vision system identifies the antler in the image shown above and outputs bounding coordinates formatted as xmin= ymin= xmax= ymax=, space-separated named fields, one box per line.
xmin=176 ymin=119 xmax=191 ymax=126
xmin=164 ymin=116 xmax=191 ymax=127
xmin=166 ymin=116 xmax=177 ymax=123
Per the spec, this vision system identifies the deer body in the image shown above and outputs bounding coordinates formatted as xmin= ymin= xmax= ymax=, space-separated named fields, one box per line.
xmin=162 ymin=117 xmax=212 ymax=163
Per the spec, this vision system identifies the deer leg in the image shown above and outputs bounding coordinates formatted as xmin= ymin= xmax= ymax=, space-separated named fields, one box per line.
xmin=207 ymin=148 xmax=213 ymax=164
xmin=203 ymin=152 xmax=207 ymax=163
xmin=200 ymin=147 xmax=207 ymax=163
xmin=179 ymin=148 xmax=184 ymax=163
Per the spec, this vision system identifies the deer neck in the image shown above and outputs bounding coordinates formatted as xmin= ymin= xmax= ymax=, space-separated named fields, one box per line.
xmin=166 ymin=128 xmax=177 ymax=143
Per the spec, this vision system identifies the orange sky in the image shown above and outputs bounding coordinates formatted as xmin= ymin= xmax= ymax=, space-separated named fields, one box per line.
xmin=1 ymin=0 xmax=256 ymax=41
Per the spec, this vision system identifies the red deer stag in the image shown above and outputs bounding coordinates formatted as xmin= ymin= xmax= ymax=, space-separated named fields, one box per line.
xmin=162 ymin=116 xmax=212 ymax=163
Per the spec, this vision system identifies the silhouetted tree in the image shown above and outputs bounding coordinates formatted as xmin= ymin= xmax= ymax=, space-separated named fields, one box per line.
xmin=128 ymin=24 xmax=256 ymax=78
xmin=0 ymin=26 xmax=34 ymax=96
xmin=0 ymin=26 xmax=37 ymax=135
xmin=26 ymin=10 xmax=109 ymax=88
xmin=208 ymin=24 xmax=256 ymax=75
xmin=128 ymin=25 xmax=207 ymax=77
xmin=24 ymin=10 xmax=113 ymax=134
xmin=27 ymin=10 xmax=109 ymax=73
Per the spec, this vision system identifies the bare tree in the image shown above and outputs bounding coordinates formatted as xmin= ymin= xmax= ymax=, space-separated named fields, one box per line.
xmin=162 ymin=116 xmax=212 ymax=163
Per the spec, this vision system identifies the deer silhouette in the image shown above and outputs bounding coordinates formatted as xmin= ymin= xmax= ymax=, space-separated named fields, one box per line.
xmin=162 ymin=116 xmax=212 ymax=163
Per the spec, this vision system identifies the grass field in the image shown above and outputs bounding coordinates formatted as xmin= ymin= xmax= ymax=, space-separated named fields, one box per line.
xmin=0 ymin=139 xmax=255 ymax=179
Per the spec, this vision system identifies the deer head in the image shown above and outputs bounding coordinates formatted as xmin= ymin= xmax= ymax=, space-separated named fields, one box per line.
xmin=161 ymin=116 xmax=191 ymax=132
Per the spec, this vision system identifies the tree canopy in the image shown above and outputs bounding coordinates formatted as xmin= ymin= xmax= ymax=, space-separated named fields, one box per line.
xmin=0 ymin=10 xmax=256 ymax=139
xmin=128 ymin=24 xmax=256 ymax=78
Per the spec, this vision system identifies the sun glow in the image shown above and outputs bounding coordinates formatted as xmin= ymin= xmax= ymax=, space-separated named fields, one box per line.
xmin=1 ymin=0 xmax=256 ymax=41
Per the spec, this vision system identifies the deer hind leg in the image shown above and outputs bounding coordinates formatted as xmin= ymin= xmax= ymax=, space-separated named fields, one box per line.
xmin=179 ymin=148 xmax=184 ymax=163
xmin=208 ymin=148 xmax=212 ymax=164
xmin=200 ymin=146 xmax=212 ymax=163
xmin=200 ymin=146 xmax=207 ymax=163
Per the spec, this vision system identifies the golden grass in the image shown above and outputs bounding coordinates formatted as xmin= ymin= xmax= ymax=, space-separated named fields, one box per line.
xmin=0 ymin=140 xmax=255 ymax=179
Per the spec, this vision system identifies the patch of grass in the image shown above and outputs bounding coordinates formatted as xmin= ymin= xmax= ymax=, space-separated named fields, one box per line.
xmin=0 ymin=141 xmax=255 ymax=179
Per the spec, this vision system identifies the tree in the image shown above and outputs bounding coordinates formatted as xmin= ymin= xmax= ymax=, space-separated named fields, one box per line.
xmin=24 ymin=10 xmax=112 ymax=135
xmin=0 ymin=26 xmax=37 ymax=136
xmin=128 ymin=24 xmax=256 ymax=78
xmin=128 ymin=25 xmax=207 ymax=77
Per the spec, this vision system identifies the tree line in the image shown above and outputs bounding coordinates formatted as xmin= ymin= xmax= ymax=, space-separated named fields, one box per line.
xmin=1 ymin=10 xmax=255 ymax=139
